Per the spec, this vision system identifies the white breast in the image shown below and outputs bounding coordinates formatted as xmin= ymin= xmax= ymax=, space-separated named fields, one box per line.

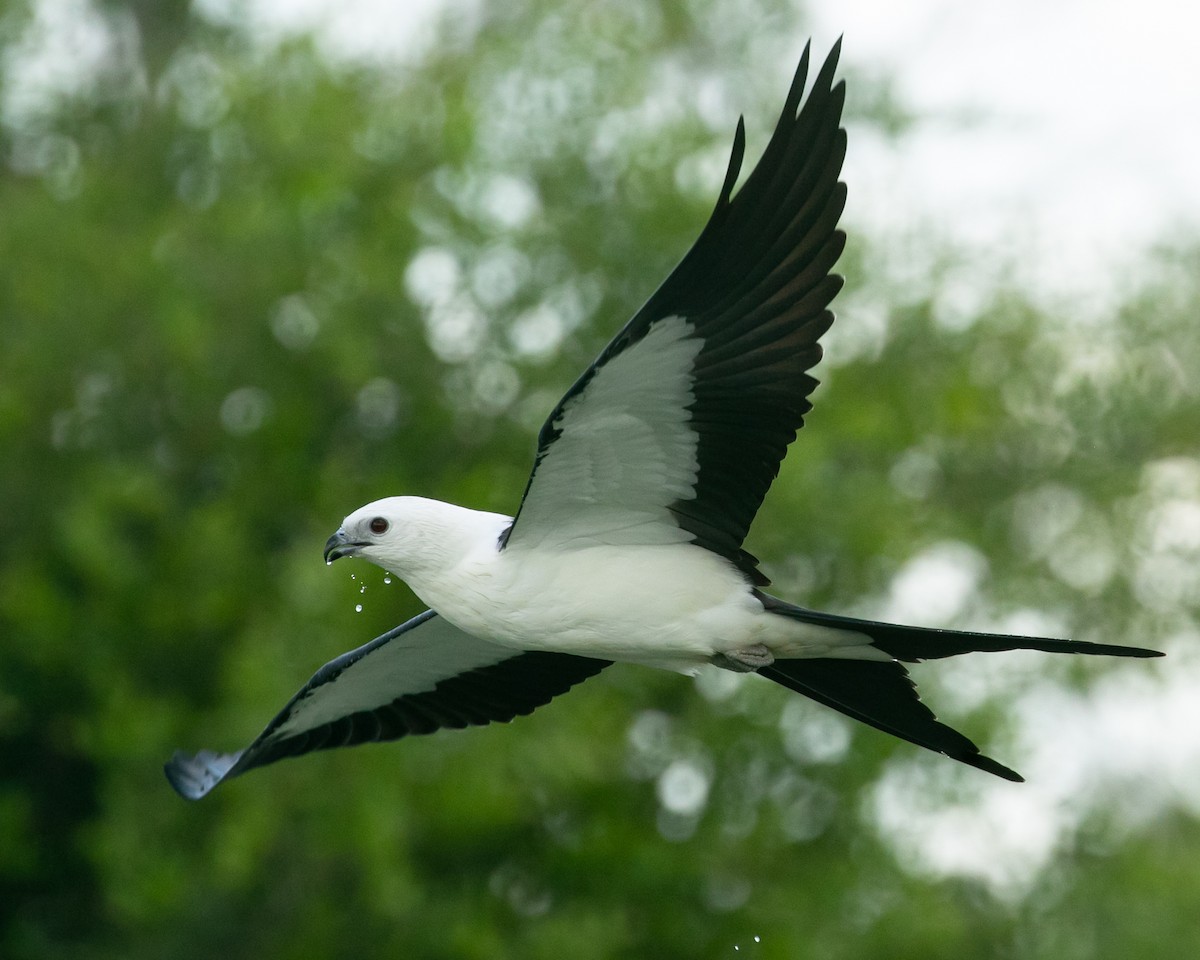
xmin=405 ymin=537 xmax=869 ymax=670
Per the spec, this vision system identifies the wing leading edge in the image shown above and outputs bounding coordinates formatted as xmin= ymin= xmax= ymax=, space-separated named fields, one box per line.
xmin=165 ymin=610 xmax=611 ymax=799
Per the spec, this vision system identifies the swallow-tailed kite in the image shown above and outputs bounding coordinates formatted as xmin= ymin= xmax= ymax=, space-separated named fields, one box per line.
xmin=165 ymin=40 xmax=1161 ymax=801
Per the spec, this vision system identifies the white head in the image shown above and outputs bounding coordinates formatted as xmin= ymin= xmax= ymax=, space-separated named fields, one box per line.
xmin=323 ymin=496 xmax=509 ymax=577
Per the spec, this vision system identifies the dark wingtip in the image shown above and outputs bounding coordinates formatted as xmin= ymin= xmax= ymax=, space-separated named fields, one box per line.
xmin=1058 ymin=641 xmax=1165 ymax=659
xmin=814 ymin=36 xmax=843 ymax=86
xmin=964 ymin=752 xmax=1025 ymax=783
xmin=164 ymin=749 xmax=242 ymax=801
xmin=723 ymin=117 xmax=747 ymax=202
xmin=781 ymin=41 xmax=812 ymax=119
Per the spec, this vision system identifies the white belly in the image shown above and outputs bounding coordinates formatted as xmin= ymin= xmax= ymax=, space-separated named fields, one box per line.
xmin=405 ymin=540 xmax=873 ymax=670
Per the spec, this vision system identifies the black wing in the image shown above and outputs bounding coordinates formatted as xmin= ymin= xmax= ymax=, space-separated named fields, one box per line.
xmin=501 ymin=41 xmax=847 ymax=583
xmin=165 ymin=610 xmax=610 ymax=799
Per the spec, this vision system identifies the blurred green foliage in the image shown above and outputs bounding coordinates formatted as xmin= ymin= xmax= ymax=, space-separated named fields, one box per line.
xmin=1 ymin=0 xmax=1198 ymax=957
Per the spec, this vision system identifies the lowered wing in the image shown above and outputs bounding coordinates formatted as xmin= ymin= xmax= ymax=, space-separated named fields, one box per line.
xmin=165 ymin=610 xmax=610 ymax=799
xmin=501 ymin=41 xmax=847 ymax=584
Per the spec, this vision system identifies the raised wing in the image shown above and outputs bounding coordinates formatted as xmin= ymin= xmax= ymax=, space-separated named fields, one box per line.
xmin=501 ymin=41 xmax=847 ymax=583
xmin=164 ymin=610 xmax=610 ymax=799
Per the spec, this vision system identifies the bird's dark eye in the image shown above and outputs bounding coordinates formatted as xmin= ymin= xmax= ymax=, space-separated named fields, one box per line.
xmin=368 ymin=517 xmax=389 ymax=535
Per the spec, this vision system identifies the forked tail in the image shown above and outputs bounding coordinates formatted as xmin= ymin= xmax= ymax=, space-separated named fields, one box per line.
xmin=755 ymin=593 xmax=1163 ymax=781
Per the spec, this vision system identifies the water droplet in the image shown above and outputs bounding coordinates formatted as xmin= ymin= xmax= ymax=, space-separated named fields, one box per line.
xmin=383 ymin=573 xmax=392 ymax=584
xmin=355 ymin=603 xmax=363 ymax=613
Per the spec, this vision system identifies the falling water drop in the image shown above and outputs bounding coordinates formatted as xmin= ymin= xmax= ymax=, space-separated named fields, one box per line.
xmin=355 ymin=603 xmax=363 ymax=613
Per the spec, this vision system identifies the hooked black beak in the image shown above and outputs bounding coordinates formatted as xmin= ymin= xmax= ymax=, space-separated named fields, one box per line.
xmin=324 ymin=529 xmax=364 ymax=563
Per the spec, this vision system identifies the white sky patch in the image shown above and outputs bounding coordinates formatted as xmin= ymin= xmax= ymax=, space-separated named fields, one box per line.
xmin=475 ymin=173 xmax=541 ymax=231
xmin=1131 ymin=458 xmax=1200 ymax=612
xmin=471 ymin=244 xmax=530 ymax=311
xmin=657 ymin=756 xmax=713 ymax=816
xmin=404 ymin=246 xmax=461 ymax=307
xmin=12 ymin=0 xmax=1194 ymax=311
xmin=508 ymin=302 xmax=565 ymax=361
xmin=1011 ymin=484 xmax=1119 ymax=595
xmin=1 ymin=0 xmax=115 ymax=128
xmin=879 ymin=540 xmax=988 ymax=626
xmin=1011 ymin=655 xmax=1200 ymax=819
xmin=779 ymin=699 xmax=852 ymax=766
xmin=187 ymin=0 xmax=1198 ymax=324
xmin=870 ymin=761 xmax=1068 ymax=899
xmin=194 ymin=0 xmax=468 ymax=66
xmin=807 ymin=0 xmax=1200 ymax=313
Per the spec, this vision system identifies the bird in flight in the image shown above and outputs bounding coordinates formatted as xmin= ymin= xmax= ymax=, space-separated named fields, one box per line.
xmin=166 ymin=40 xmax=1160 ymax=800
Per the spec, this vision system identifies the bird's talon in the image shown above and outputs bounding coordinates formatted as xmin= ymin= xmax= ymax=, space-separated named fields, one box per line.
xmin=712 ymin=644 xmax=775 ymax=672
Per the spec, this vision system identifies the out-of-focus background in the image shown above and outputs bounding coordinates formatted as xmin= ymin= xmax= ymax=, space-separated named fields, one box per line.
xmin=3 ymin=0 xmax=1199 ymax=956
